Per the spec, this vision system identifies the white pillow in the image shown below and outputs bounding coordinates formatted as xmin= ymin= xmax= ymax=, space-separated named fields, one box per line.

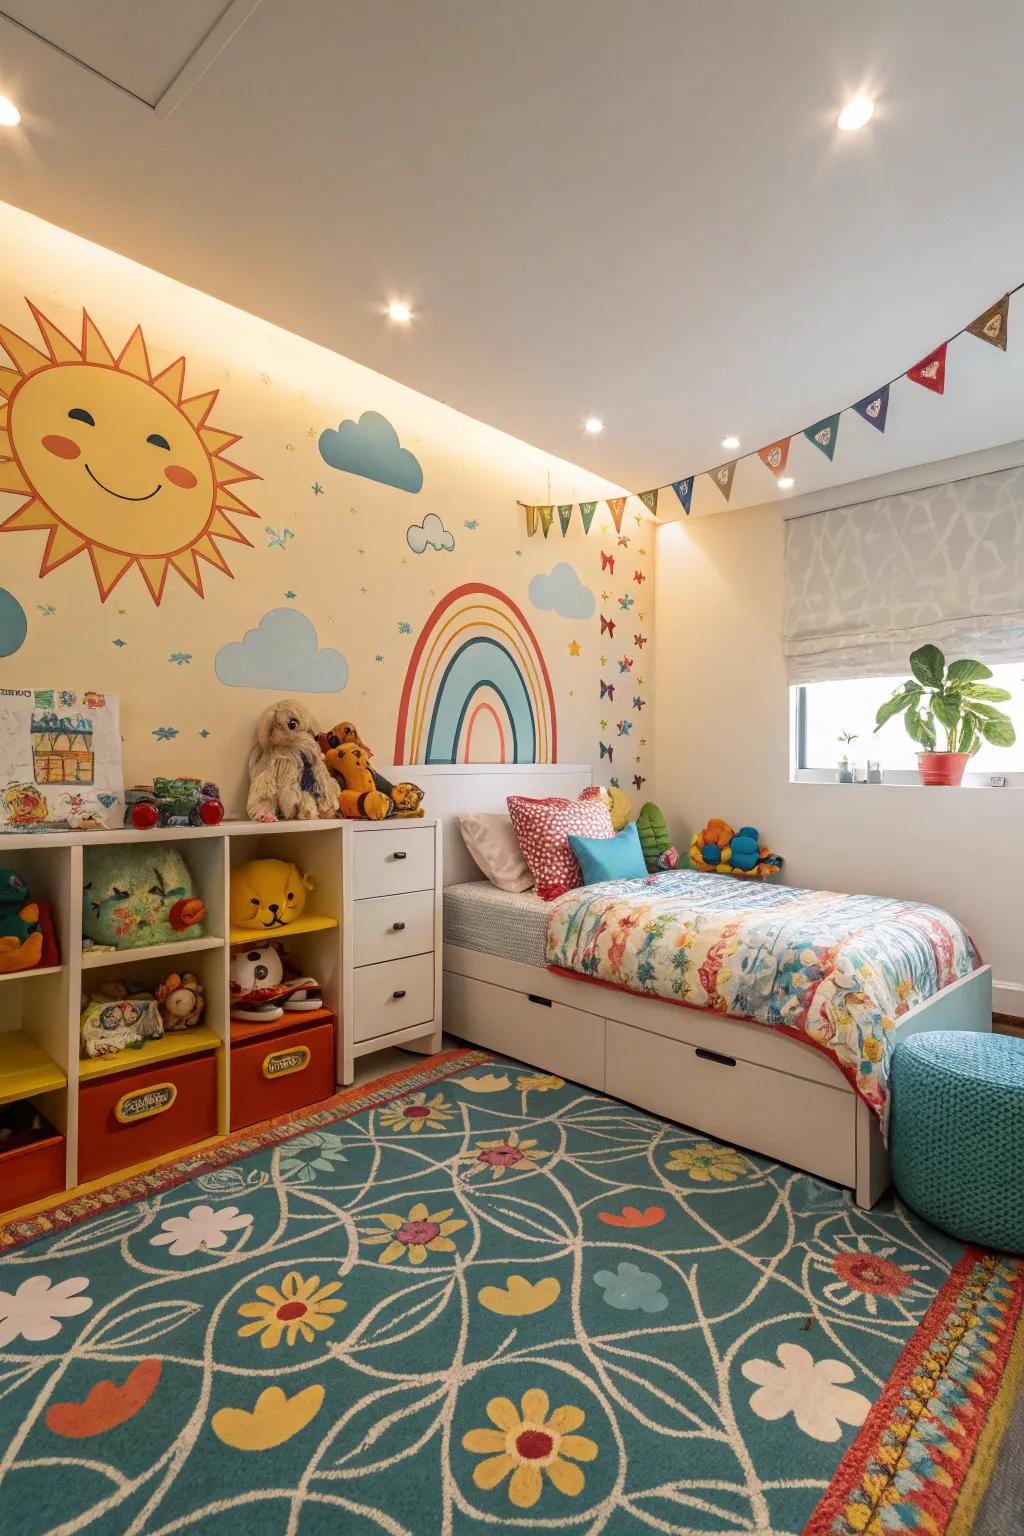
xmin=458 ymin=812 xmax=534 ymax=892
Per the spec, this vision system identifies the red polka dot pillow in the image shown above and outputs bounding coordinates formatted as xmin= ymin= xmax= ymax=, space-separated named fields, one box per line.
xmin=507 ymin=793 xmax=615 ymax=900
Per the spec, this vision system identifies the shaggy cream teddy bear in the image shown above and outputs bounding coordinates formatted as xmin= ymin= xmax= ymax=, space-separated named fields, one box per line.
xmin=246 ymin=699 xmax=341 ymax=822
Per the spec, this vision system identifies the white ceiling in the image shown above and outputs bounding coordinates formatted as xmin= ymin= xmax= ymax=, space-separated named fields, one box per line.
xmin=2 ymin=0 xmax=1024 ymax=513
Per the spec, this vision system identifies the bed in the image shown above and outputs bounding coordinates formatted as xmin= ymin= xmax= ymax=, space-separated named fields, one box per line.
xmin=414 ymin=762 xmax=992 ymax=1208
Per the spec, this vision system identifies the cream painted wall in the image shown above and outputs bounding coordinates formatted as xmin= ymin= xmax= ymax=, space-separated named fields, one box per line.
xmin=654 ymin=504 xmax=1024 ymax=1014
xmin=0 ymin=202 xmax=654 ymax=820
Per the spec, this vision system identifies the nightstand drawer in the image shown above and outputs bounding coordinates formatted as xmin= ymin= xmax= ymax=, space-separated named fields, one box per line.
xmin=353 ymin=954 xmax=434 ymax=1042
xmin=354 ymin=826 xmax=434 ymax=898
xmin=353 ymin=891 xmax=434 ymax=966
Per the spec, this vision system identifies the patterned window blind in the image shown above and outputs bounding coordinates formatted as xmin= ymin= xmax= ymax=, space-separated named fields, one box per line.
xmin=783 ymin=465 xmax=1024 ymax=684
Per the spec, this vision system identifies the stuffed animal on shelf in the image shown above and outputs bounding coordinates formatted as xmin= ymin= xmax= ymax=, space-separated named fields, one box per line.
xmin=317 ymin=721 xmax=425 ymax=819
xmin=323 ymin=743 xmax=393 ymax=820
xmin=247 ymin=699 xmax=340 ymax=823
xmin=0 ymin=868 xmax=58 ymax=974
xmin=82 ymin=846 xmax=205 ymax=951
xmin=155 ymin=971 xmax=206 ymax=1031
xmin=229 ymin=858 xmax=314 ymax=932
xmin=229 ymin=941 xmax=322 ymax=1022
xmin=689 ymin=819 xmax=783 ymax=880
xmin=80 ymin=982 xmax=163 ymax=1060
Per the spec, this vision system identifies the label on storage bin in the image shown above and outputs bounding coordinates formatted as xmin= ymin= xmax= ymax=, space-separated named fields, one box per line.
xmin=262 ymin=1045 xmax=311 ymax=1080
xmin=115 ymin=1082 xmax=178 ymax=1124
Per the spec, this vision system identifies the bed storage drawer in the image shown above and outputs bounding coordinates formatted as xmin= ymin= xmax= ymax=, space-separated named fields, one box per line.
xmin=444 ymin=971 xmax=605 ymax=1091
xmin=353 ymin=891 xmax=434 ymax=966
xmin=605 ymin=1019 xmax=856 ymax=1187
xmin=354 ymin=827 xmax=434 ymax=898
xmin=353 ymin=954 xmax=434 ymax=1042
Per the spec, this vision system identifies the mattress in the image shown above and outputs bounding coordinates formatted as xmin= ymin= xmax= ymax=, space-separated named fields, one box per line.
xmin=443 ymin=881 xmax=550 ymax=968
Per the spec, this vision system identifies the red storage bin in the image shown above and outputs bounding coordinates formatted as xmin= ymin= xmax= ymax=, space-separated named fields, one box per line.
xmin=78 ymin=1050 xmax=219 ymax=1183
xmin=230 ymin=1010 xmax=336 ymax=1131
xmin=0 ymin=1127 xmax=66 ymax=1214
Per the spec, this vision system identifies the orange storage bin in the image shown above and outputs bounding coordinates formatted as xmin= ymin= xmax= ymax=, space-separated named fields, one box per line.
xmin=0 ymin=1124 xmax=65 ymax=1214
xmin=78 ymin=1050 xmax=219 ymax=1184
xmin=230 ymin=1009 xmax=336 ymax=1132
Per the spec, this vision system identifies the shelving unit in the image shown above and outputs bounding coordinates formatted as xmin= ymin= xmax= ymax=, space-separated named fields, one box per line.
xmin=78 ymin=1025 xmax=222 ymax=1081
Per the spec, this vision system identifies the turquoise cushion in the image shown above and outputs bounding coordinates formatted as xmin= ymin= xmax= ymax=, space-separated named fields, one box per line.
xmin=890 ymin=1031 xmax=1024 ymax=1253
xmin=568 ymin=822 xmax=647 ymax=885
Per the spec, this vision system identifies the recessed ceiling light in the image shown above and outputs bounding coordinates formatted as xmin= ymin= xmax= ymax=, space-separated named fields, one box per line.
xmin=386 ymin=300 xmax=412 ymax=324
xmin=0 ymin=97 xmax=21 ymax=128
xmin=777 ymin=476 xmax=795 ymax=490
xmin=720 ymin=435 xmax=740 ymax=451
xmin=837 ymin=96 xmax=874 ymax=132
xmin=584 ymin=417 xmax=604 ymax=435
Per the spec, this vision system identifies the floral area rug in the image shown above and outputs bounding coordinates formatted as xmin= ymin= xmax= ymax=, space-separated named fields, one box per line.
xmin=0 ymin=1046 xmax=1021 ymax=1536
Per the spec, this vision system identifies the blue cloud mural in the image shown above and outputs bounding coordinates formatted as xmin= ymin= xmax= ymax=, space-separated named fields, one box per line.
xmin=318 ymin=411 xmax=423 ymax=493
xmin=0 ymin=588 xmax=27 ymax=657
xmin=215 ymin=608 xmax=348 ymax=692
xmin=407 ymin=513 xmax=454 ymax=554
xmin=528 ymin=562 xmax=596 ymax=621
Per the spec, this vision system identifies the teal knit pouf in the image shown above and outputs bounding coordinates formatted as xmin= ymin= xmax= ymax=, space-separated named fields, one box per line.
xmin=890 ymin=1031 xmax=1024 ymax=1252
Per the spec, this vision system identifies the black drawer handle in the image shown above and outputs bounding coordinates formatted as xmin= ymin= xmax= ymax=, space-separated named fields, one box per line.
xmin=392 ymin=989 xmax=407 ymax=1000
xmin=696 ymin=1047 xmax=736 ymax=1068
xmin=392 ymin=921 xmax=406 ymax=931
xmin=528 ymin=994 xmax=553 ymax=1008
xmin=392 ymin=850 xmax=407 ymax=860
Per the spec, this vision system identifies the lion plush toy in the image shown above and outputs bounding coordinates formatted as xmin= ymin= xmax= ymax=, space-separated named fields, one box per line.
xmin=317 ymin=721 xmax=425 ymax=819
xmin=323 ymin=744 xmax=393 ymax=820
xmin=247 ymin=700 xmax=340 ymax=823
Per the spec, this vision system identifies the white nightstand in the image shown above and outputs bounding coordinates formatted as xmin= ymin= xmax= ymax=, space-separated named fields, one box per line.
xmin=340 ymin=818 xmax=443 ymax=1083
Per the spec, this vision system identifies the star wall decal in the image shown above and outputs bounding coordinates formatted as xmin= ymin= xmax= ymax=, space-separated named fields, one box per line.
xmin=568 ymin=639 xmax=581 ymax=656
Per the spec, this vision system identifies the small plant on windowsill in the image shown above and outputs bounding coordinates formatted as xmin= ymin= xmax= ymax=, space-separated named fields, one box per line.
xmin=874 ymin=644 xmax=1016 ymax=786
xmin=836 ymin=731 xmax=858 ymax=784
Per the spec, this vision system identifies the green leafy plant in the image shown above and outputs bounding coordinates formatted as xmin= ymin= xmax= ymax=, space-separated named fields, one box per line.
xmin=837 ymin=730 xmax=858 ymax=750
xmin=874 ymin=644 xmax=1016 ymax=755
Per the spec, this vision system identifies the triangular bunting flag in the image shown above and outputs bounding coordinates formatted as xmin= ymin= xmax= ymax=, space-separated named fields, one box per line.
xmin=638 ymin=489 xmax=659 ymax=518
xmin=757 ymin=438 xmax=791 ymax=477
xmin=671 ymin=478 xmax=694 ymax=515
xmin=523 ymin=505 xmax=538 ymax=536
xmin=804 ymin=413 xmax=840 ymax=461
xmin=538 ymin=505 xmax=554 ymax=538
xmin=579 ymin=500 xmax=597 ymax=534
xmin=967 ymin=295 xmax=1009 ymax=351
xmin=557 ymin=504 xmax=573 ymax=536
xmin=606 ymin=497 xmax=627 ymax=532
xmin=907 ymin=343 xmax=947 ymax=395
xmin=708 ymin=462 xmax=736 ymax=503
xmin=853 ymin=384 xmax=890 ymax=433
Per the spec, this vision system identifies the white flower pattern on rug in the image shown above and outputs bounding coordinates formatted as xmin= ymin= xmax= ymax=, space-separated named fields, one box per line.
xmin=150 ymin=1204 xmax=253 ymax=1256
xmin=741 ymin=1343 xmax=871 ymax=1442
xmin=0 ymin=1275 xmax=91 ymax=1346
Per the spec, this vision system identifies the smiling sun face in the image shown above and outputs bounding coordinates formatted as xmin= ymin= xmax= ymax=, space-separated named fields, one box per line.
xmin=0 ymin=303 xmax=258 ymax=602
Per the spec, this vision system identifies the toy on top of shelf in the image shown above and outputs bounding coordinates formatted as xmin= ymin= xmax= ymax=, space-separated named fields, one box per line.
xmin=229 ymin=941 xmax=323 ymax=1022
xmin=126 ymin=778 xmax=224 ymax=831
xmin=82 ymin=844 xmax=206 ymax=950
xmin=0 ymin=867 xmax=59 ymax=974
xmin=155 ymin=971 xmax=206 ymax=1031
xmin=80 ymin=981 xmax=164 ymax=1059
xmin=317 ymin=720 xmax=425 ymax=818
xmin=689 ymin=819 xmax=783 ymax=880
xmin=323 ymin=744 xmax=392 ymax=820
xmin=246 ymin=700 xmax=340 ymax=823
xmin=229 ymin=858 xmax=314 ymax=932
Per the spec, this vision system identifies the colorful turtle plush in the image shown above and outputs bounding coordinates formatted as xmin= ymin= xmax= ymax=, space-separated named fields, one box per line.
xmin=688 ymin=820 xmax=783 ymax=880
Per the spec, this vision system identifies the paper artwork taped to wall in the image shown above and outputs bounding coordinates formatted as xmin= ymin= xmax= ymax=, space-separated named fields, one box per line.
xmin=0 ymin=302 xmax=259 ymax=603
xmin=0 ymin=688 xmax=124 ymax=831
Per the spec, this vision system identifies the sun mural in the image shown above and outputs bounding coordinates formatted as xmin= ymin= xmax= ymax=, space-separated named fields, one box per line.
xmin=0 ymin=303 xmax=258 ymax=603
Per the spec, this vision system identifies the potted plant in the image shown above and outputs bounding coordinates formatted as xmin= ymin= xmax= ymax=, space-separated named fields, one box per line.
xmin=836 ymin=731 xmax=858 ymax=783
xmin=874 ymin=644 xmax=1016 ymax=786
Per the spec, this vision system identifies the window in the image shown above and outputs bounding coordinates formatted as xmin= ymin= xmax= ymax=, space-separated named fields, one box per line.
xmin=794 ymin=664 xmax=1024 ymax=783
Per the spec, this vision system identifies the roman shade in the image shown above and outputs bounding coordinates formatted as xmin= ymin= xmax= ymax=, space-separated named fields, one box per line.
xmin=783 ymin=465 xmax=1024 ymax=684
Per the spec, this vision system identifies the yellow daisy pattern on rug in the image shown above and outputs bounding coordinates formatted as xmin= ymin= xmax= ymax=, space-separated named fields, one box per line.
xmin=462 ymin=1388 xmax=598 ymax=1508
xmin=359 ymin=1203 xmax=466 ymax=1264
xmin=665 ymin=1140 xmax=751 ymax=1182
xmin=377 ymin=1090 xmax=454 ymax=1133
xmin=211 ymin=1385 xmax=324 ymax=1450
xmin=478 ymin=1275 xmax=561 ymax=1315
xmin=237 ymin=1271 xmax=346 ymax=1348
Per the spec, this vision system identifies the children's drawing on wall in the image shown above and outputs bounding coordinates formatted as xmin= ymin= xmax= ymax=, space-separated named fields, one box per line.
xmin=394 ymin=583 xmax=556 ymax=765
xmin=0 ymin=303 xmax=259 ymax=603
xmin=215 ymin=608 xmax=349 ymax=692
xmin=406 ymin=513 xmax=454 ymax=554
xmin=318 ymin=410 xmax=423 ymax=492
xmin=0 ymin=687 xmax=124 ymax=829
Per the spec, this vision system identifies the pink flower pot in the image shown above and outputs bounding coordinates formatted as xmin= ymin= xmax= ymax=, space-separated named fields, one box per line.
xmin=917 ymin=752 xmax=970 ymax=787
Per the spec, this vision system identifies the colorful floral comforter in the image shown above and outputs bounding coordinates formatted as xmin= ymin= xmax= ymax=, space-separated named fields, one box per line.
xmin=546 ymin=870 xmax=980 ymax=1128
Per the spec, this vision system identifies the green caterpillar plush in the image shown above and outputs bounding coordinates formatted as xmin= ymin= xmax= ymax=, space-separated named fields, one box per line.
xmin=635 ymin=802 xmax=680 ymax=873
xmin=83 ymin=845 xmax=206 ymax=950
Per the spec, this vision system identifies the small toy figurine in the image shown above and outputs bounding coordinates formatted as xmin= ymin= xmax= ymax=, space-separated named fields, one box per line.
xmin=229 ymin=942 xmax=323 ymax=1022
xmin=155 ymin=971 xmax=205 ymax=1031
xmin=229 ymin=859 xmax=314 ymax=931
xmin=0 ymin=868 xmax=59 ymax=974
xmin=247 ymin=700 xmax=340 ymax=823
xmin=689 ymin=819 xmax=783 ymax=880
xmin=317 ymin=721 xmax=425 ymax=818
xmin=80 ymin=983 xmax=164 ymax=1059
xmin=126 ymin=778 xmax=224 ymax=830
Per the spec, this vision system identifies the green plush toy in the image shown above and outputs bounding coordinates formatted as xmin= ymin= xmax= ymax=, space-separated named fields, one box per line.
xmin=82 ymin=845 xmax=206 ymax=950
xmin=635 ymin=802 xmax=679 ymax=873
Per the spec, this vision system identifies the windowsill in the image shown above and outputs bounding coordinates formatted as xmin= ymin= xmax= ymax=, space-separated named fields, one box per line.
xmin=792 ymin=769 xmax=1021 ymax=789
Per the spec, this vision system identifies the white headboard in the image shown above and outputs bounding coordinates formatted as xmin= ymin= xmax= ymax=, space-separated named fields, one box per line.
xmin=379 ymin=763 xmax=593 ymax=885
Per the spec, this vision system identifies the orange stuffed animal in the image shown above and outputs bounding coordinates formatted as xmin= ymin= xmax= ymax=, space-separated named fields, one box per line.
xmin=324 ymin=744 xmax=392 ymax=820
xmin=317 ymin=721 xmax=426 ymax=819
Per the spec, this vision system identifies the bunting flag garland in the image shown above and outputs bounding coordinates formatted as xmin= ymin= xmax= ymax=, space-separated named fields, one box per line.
xmin=967 ymin=294 xmax=1009 ymax=350
xmin=853 ymin=384 xmax=890 ymax=433
xmin=557 ymin=503 xmax=573 ymax=536
xmin=523 ymin=504 xmax=538 ymax=536
xmin=537 ymin=505 xmax=554 ymax=537
xmin=708 ymin=461 xmax=736 ymax=502
xmin=804 ymin=413 xmax=840 ymax=460
xmin=579 ymin=500 xmax=598 ymax=533
xmin=907 ymin=343 xmax=947 ymax=395
xmin=757 ymin=438 xmax=791 ymax=478
xmin=672 ymin=477 xmax=694 ymax=515
xmin=639 ymin=488 xmax=659 ymax=517
xmin=606 ymin=496 xmax=627 ymax=532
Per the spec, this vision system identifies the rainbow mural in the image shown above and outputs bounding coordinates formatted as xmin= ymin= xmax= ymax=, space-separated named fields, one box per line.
xmin=394 ymin=583 xmax=557 ymax=765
